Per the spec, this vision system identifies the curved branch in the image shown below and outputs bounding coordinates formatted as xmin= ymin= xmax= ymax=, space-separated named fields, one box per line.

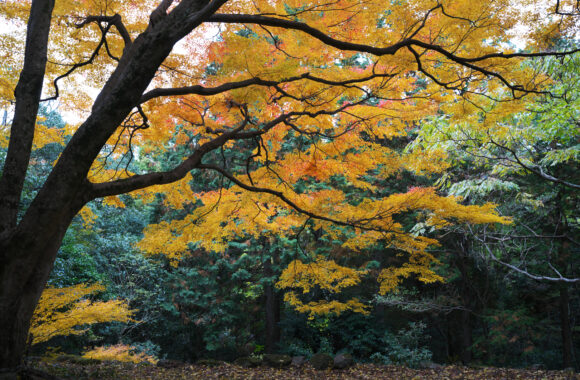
xmin=75 ymin=14 xmax=133 ymax=47
xmin=208 ymin=14 xmax=580 ymax=61
xmin=482 ymin=242 xmax=579 ymax=283
xmin=140 ymin=76 xmax=302 ymax=103
xmin=197 ymin=163 xmax=392 ymax=234
xmin=90 ymin=96 xmax=374 ymax=198
xmin=42 ymin=14 xmax=132 ymax=102
xmin=89 ymin=107 xmax=253 ymax=198
xmin=140 ymin=71 xmax=397 ymax=103
xmin=488 ymin=137 xmax=580 ymax=189
xmin=207 ymin=13 xmax=580 ymax=95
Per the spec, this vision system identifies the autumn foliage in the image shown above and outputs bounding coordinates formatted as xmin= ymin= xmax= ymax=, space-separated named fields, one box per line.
xmin=1 ymin=0 xmax=579 ymax=371
xmin=29 ymin=283 xmax=133 ymax=345
xmin=82 ymin=344 xmax=157 ymax=364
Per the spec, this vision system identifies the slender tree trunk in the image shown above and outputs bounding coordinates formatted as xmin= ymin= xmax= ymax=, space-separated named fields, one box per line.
xmin=554 ymin=195 xmax=574 ymax=369
xmin=454 ymin=237 xmax=473 ymax=364
xmin=264 ymin=283 xmax=281 ymax=353
xmin=263 ymin=252 xmax=280 ymax=353
xmin=460 ymin=308 xmax=473 ymax=364
xmin=0 ymin=0 xmax=56 ymax=374
xmin=0 ymin=0 xmax=55 ymax=233
xmin=459 ymin=272 xmax=473 ymax=364
xmin=559 ymin=285 xmax=573 ymax=368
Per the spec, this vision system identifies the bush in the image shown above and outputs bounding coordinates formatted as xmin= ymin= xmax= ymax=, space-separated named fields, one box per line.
xmin=370 ymin=322 xmax=432 ymax=368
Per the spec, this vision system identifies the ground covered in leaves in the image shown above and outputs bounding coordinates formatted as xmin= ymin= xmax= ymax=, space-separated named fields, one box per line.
xmin=29 ymin=360 xmax=579 ymax=380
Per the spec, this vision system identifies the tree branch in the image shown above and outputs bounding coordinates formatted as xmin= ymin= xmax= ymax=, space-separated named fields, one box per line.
xmin=196 ymin=163 xmax=393 ymax=234
xmin=42 ymin=14 xmax=133 ymax=102
xmin=207 ymin=14 xmax=580 ymax=61
xmin=555 ymin=0 xmax=580 ymax=15
xmin=487 ymin=137 xmax=580 ymax=190
xmin=90 ymin=96 xmax=373 ymax=198
xmin=207 ymin=13 xmax=580 ymax=95
xmin=481 ymin=242 xmax=579 ymax=283
xmin=75 ymin=14 xmax=133 ymax=47
xmin=89 ymin=107 xmax=255 ymax=198
xmin=140 ymin=71 xmax=397 ymax=103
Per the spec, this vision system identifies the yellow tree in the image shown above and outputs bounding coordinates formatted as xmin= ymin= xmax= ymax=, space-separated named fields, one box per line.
xmin=0 ymin=0 xmax=579 ymax=372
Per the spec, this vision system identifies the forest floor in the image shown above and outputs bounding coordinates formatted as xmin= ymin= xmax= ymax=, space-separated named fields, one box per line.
xmin=28 ymin=360 xmax=580 ymax=380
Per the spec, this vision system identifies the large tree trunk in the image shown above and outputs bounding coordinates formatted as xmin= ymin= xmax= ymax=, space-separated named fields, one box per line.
xmin=0 ymin=0 xmax=220 ymax=371
xmin=0 ymin=206 xmax=80 ymax=371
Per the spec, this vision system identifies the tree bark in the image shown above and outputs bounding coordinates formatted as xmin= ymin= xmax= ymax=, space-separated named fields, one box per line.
xmin=0 ymin=205 xmax=80 ymax=371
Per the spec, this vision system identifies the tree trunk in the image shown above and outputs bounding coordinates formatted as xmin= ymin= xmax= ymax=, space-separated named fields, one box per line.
xmin=559 ymin=285 xmax=573 ymax=368
xmin=263 ymin=253 xmax=280 ymax=353
xmin=0 ymin=202 xmax=81 ymax=371
xmin=555 ymin=195 xmax=574 ymax=369
xmin=455 ymin=237 xmax=473 ymax=365
xmin=460 ymin=308 xmax=473 ymax=364
xmin=0 ymin=1 xmax=225 ymax=370
xmin=264 ymin=282 xmax=281 ymax=353
xmin=0 ymin=0 xmax=55 ymax=233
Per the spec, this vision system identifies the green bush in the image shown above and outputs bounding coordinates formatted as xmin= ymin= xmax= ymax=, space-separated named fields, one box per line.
xmin=370 ymin=322 xmax=432 ymax=368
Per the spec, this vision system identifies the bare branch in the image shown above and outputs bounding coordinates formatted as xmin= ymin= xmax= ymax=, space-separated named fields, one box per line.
xmin=467 ymin=224 xmax=580 ymax=283
xmin=375 ymin=295 xmax=470 ymax=314
xmin=555 ymin=0 xmax=580 ymax=15
xmin=482 ymin=242 xmax=579 ymax=283
xmin=75 ymin=14 xmax=133 ymax=47
xmin=42 ymin=14 xmax=133 ymax=102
